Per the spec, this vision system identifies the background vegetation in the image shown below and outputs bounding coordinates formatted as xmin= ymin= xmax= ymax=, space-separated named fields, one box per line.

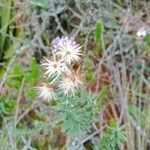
xmin=0 ymin=0 xmax=150 ymax=149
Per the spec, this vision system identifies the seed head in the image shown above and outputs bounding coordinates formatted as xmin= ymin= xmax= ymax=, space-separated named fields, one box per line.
xmin=59 ymin=67 xmax=83 ymax=96
xmin=52 ymin=36 xmax=82 ymax=64
xmin=36 ymin=83 xmax=56 ymax=102
xmin=41 ymin=56 xmax=70 ymax=78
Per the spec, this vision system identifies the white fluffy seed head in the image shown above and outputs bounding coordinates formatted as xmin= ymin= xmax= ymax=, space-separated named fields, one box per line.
xmin=52 ymin=36 xmax=83 ymax=64
xmin=36 ymin=83 xmax=56 ymax=102
xmin=37 ymin=37 xmax=83 ymax=100
xmin=41 ymin=57 xmax=70 ymax=78
xmin=59 ymin=72 xmax=83 ymax=96
xmin=56 ymin=44 xmax=83 ymax=65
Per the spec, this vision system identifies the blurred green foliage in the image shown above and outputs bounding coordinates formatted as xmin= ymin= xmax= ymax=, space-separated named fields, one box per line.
xmin=31 ymin=0 xmax=50 ymax=10
xmin=144 ymin=33 xmax=150 ymax=48
xmin=6 ymin=57 xmax=41 ymax=99
xmin=0 ymin=96 xmax=15 ymax=117
xmin=94 ymin=19 xmax=104 ymax=52
xmin=97 ymin=85 xmax=109 ymax=108
xmin=54 ymin=91 xmax=99 ymax=136
xmin=0 ymin=0 xmax=26 ymax=61
xmin=94 ymin=19 xmax=103 ymax=43
xmin=0 ymin=0 xmax=12 ymax=61
xmin=95 ymin=120 xmax=126 ymax=150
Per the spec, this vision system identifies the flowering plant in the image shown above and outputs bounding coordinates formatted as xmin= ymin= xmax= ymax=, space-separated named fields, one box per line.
xmin=37 ymin=36 xmax=83 ymax=100
xmin=37 ymin=36 xmax=98 ymax=139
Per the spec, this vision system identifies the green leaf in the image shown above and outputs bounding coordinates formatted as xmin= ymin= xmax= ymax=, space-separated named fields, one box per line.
xmin=96 ymin=120 xmax=126 ymax=150
xmin=0 ymin=97 xmax=15 ymax=116
xmin=3 ymin=47 xmax=14 ymax=59
xmin=98 ymin=86 xmax=109 ymax=107
xmin=54 ymin=92 xmax=98 ymax=136
xmin=6 ymin=79 xmax=21 ymax=89
xmin=62 ymin=117 xmax=74 ymax=132
xmin=85 ymin=59 xmax=94 ymax=68
xmin=12 ymin=63 xmax=25 ymax=78
xmin=31 ymin=0 xmax=49 ymax=9
xmin=0 ymin=0 xmax=12 ymax=59
xmin=54 ymin=112 xmax=67 ymax=124
xmin=86 ymin=71 xmax=96 ymax=83
xmin=6 ymin=63 xmax=24 ymax=88
xmin=25 ymin=88 xmax=36 ymax=99
xmin=25 ymin=57 xmax=40 ymax=84
xmin=144 ymin=33 xmax=150 ymax=48
xmin=94 ymin=19 xmax=103 ymax=42
xmin=128 ymin=105 xmax=142 ymax=116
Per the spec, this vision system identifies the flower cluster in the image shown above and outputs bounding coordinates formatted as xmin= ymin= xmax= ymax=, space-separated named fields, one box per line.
xmin=37 ymin=36 xmax=83 ymax=102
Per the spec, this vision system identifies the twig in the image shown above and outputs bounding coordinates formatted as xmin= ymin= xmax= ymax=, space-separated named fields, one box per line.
xmin=68 ymin=7 xmax=83 ymax=19
xmin=53 ymin=11 xmax=67 ymax=36
xmin=15 ymin=100 xmax=42 ymax=126
xmin=127 ymin=114 xmax=150 ymax=144
xmin=72 ymin=21 xmax=83 ymax=38
xmin=76 ymin=125 xmax=106 ymax=148
xmin=14 ymin=77 xmax=25 ymax=126
xmin=0 ymin=13 xmax=23 ymax=33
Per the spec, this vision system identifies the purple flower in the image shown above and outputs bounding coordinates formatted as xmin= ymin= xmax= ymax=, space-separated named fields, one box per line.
xmin=51 ymin=36 xmax=82 ymax=64
xmin=51 ymin=36 xmax=77 ymax=52
xmin=51 ymin=37 xmax=61 ymax=52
